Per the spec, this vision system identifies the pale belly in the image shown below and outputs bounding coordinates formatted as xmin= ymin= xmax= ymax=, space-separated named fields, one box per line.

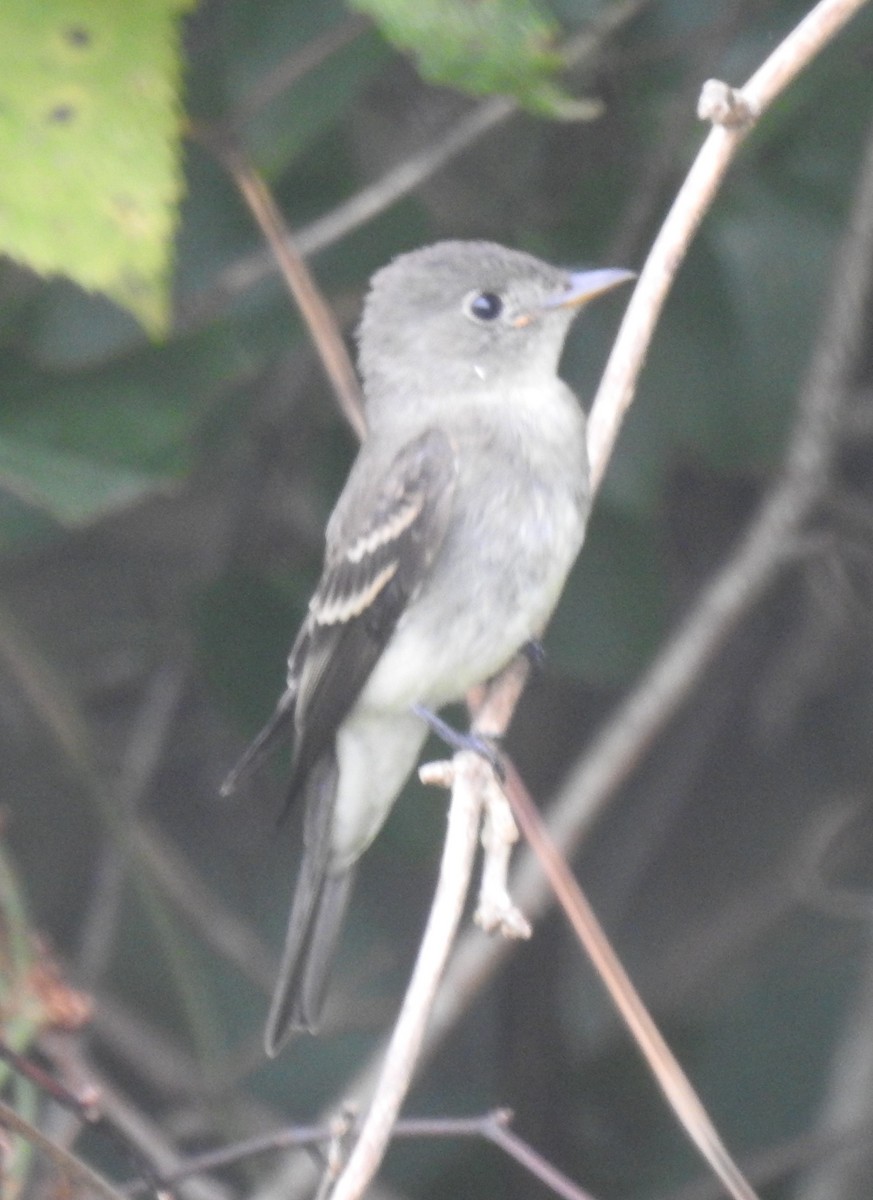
xmin=326 ymin=395 xmax=589 ymax=868
xmin=329 ymin=485 xmax=585 ymax=868
xmin=357 ymin=479 xmax=587 ymax=714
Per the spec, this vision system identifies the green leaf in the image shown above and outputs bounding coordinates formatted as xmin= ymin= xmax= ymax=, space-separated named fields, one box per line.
xmin=0 ymin=433 xmax=167 ymax=525
xmin=0 ymin=0 xmax=195 ymax=335
xmin=349 ymin=0 xmax=589 ymax=118
xmin=0 ymin=324 xmax=246 ymax=524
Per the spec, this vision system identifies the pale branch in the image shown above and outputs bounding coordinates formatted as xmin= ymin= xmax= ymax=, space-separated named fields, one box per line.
xmin=326 ymin=750 xmax=485 ymax=1200
xmin=587 ymin=0 xmax=871 ymax=493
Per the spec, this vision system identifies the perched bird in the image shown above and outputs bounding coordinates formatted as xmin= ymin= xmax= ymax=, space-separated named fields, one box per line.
xmin=222 ymin=240 xmax=633 ymax=1055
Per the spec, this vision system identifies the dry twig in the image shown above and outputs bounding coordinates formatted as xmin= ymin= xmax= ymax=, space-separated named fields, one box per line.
xmin=220 ymin=146 xmax=366 ymax=441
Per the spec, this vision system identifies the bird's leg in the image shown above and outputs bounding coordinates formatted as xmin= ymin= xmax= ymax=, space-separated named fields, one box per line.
xmin=412 ymin=704 xmax=505 ymax=780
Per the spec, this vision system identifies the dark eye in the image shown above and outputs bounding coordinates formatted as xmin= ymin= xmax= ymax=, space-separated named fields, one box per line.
xmin=465 ymin=291 xmax=504 ymax=322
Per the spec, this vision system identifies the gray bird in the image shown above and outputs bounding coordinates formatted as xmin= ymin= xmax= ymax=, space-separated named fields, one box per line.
xmin=222 ymin=240 xmax=633 ymax=1055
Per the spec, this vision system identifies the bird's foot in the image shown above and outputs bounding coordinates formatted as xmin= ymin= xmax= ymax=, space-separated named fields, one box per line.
xmin=412 ymin=705 xmax=505 ymax=780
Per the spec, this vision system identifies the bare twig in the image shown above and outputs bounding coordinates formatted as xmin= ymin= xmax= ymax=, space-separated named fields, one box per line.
xmin=503 ymin=762 xmax=758 ymax=1200
xmin=122 ymin=1105 xmax=873 ymax=1200
xmin=47 ymin=1041 xmax=232 ymax=1200
xmin=216 ymin=144 xmax=366 ymax=441
xmin=77 ymin=662 xmax=188 ymax=986
xmin=230 ymin=16 xmax=370 ymax=129
xmin=669 ymin=1117 xmax=873 ymax=1200
xmin=0 ymin=1041 xmax=169 ymax=1200
xmin=395 ymin=1109 xmax=602 ymax=1200
xmin=179 ymin=98 xmax=513 ymax=331
xmin=131 ymin=1108 xmax=601 ymax=1200
xmin=325 ymin=669 xmax=542 ymax=1200
xmin=327 ymin=750 xmax=486 ymax=1200
xmin=607 ymin=3 xmax=756 ymax=265
xmin=479 ymin=1111 xmax=602 ymax=1200
xmin=587 ymin=0 xmax=870 ymax=492
xmin=0 ymin=1096 xmax=132 ymax=1200
xmin=124 ymin=1120 xmax=333 ymax=1192
xmin=560 ymin=39 xmax=873 ymax=857
xmin=320 ymin=672 xmax=576 ymax=1200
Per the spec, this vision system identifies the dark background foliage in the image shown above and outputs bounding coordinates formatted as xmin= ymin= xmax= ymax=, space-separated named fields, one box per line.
xmin=2 ymin=1 xmax=873 ymax=1197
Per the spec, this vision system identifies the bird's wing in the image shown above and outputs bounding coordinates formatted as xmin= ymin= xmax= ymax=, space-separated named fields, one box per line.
xmin=283 ymin=426 xmax=457 ymax=805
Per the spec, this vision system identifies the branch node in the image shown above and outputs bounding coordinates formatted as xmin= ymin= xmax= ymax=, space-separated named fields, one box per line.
xmin=697 ymin=79 xmax=759 ymax=128
xmin=418 ymin=759 xmax=455 ymax=788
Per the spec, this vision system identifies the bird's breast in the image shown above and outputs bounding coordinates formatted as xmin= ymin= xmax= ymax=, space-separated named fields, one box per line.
xmin=359 ymin=417 xmax=589 ymax=714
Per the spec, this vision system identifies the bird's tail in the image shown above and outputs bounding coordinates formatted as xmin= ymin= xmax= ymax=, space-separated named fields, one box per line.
xmin=264 ymin=755 xmax=354 ymax=1055
xmin=220 ymin=688 xmax=296 ymax=798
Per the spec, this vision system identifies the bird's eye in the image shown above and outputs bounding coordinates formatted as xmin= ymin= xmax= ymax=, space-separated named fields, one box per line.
xmin=464 ymin=291 xmax=504 ymax=322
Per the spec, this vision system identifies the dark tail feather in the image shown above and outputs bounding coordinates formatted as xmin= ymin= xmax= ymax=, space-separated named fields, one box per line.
xmin=220 ymin=689 xmax=295 ymax=797
xmin=264 ymin=866 xmax=355 ymax=1054
xmin=264 ymin=754 xmax=354 ymax=1055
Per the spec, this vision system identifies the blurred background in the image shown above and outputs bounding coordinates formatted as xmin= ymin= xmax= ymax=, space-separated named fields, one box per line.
xmin=2 ymin=1 xmax=873 ymax=1197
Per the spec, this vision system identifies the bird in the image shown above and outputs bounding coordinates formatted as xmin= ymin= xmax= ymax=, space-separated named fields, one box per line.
xmin=221 ymin=240 xmax=633 ymax=1055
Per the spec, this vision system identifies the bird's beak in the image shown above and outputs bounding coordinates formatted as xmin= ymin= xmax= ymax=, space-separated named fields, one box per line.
xmin=542 ymin=267 xmax=636 ymax=311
